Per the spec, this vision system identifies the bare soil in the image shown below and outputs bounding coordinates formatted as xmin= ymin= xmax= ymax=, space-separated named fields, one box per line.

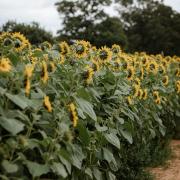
xmin=150 ymin=140 xmax=180 ymax=180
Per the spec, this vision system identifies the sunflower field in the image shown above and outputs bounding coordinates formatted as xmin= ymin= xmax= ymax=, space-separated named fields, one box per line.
xmin=0 ymin=32 xmax=180 ymax=180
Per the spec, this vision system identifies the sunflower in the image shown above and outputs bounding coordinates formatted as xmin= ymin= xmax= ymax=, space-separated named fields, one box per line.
xmin=86 ymin=67 xmax=94 ymax=84
xmin=142 ymin=89 xmax=148 ymax=100
xmin=69 ymin=103 xmax=78 ymax=127
xmin=139 ymin=67 xmax=144 ymax=80
xmin=147 ymin=60 xmax=158 ymax=74
xmin=74 ymin=40 xmax=88 ymax=58
xmin=41 ymin=61 xmax=49 ymax=84
xmin=137 ymin=88 xmax=143 ymax=99
xmin=134 ymin=77 xmax=141 ymax=87
xmin=49 ymin=62 xmax=56 ymax=72
xmin=159 ymin=64 xmax=166 ymax=74
xmin=155 ymin=97 xmax=161 ymax=105
xmin=24 ymin=77 xmax=31 ymax=96
xmin=92 ymin=60 xmax=100 ymax=72
xmin=175 ymin=81 xmax=180 ymax=94
xmin=44 ymin=96 xmax=52 ymax=112
xmin=112 ymin=44 xmax=121 ymax=54
xmin=59 ymin=41 xmax=70 ymax=55
xmin=12 ymin=32 xmax=30 ymax=52
xmin=153 ymin=91 xmax=159 ymax=99
xmin=59 ymin=55 xmax=65 ymax=64
xmin=127 ymin=96 xmax=133 ymax=105
xmin=98 ymin=46 xmax=112 ymax=63
xmin=175 ymin=68 xmax=180 ymax=77
xmin=162 ymin=75 xmax=169 ymax=86
xmin=0 ymin=58 xmax=12 ymax=73
xmin=133 ymin=84 xmax=140 ymax=98
xmin=127 ymin=66 xmax=135 ymax=81
xmin=24 ymin=64 xmax=34 ymax=78
xmin=41 ymin=41 xmax=52 ymax=50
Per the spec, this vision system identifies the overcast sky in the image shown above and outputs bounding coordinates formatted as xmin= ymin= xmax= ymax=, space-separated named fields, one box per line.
xmin=0 ymin=0 xmax=179 ymax=35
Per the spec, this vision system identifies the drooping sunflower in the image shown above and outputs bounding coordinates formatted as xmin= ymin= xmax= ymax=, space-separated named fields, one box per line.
xmin=162 ymin=75 xmax=169 ymax=86
xmin=153 ymin=91 xmax=161 ymax=104
xmin=92 ymin=60 xmax=100 ymax=72
xmin=0 ymin=58 xmax=12 ymax=73
xmin=133 ymin=84 xmax=140 ymax=98
xmin=49 ymin=62 xmax=56 ymax=73
xmin=12 ymin=32 xmax=30 ymax=52
xmin=44 ymin=96 xmax=52 ymax=112
xmin=175 ymin=68 xmax=180 ymax=77
xmin=24 ymin=64 xmax=34 ymax=78
xmin=111 ymin=44 xmax=121 ymax=54
xmin=41 ymin=61 xmax=49 ymax=84
xmin=147 ymin=60 xmax=159 ymax=74
xmin=24 ymin=64 xmax=34 ymax=96
xmin=24 ymin=77 xmax=31 ymax=96
xmin=159 ymin=64 xmax=166 ymax=74
xmin=74 ymin=40 xmax=88 ymax=58
xmin=126 ymin=66 xmax=135 ymax=81
xmin=153 ymin=91 xmax=159 ymax=99
xmin=98 ymin=46 xmax=112 ymax=63
xmin=85 ymin=67 xmax=94 ymax=84
xmin=59 ymin=41 xmax=70 ymax=55
xmin=175 ymin=80 xmax=180 ymax=94
xmin=127 ymin=96 xmax=133 ymax=105
xmin=139 ymin=67 xmax=144 ymax=80
xmin=155 ymin=97 xmax=161 ymax=105
xmin=69 ymin=103 xmax=78 ymax=127
xmin=137 ymin=88 xmax=143 ymax=99
xmin=134 ymin=77 xmax=141 ymax=87
xmin=142 ymin=89 xmax=148 ymax=100
xmin=59 ymin=54 xmax=65 ymax=64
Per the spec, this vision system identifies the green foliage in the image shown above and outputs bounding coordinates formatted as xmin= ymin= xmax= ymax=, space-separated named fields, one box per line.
xmin=0 ymin=33 xmax=179 ymax=179
xmin=123 ymin=2 xmax=180 ymax=55
xmin=55 ymin=0 xmax=128 ymax=48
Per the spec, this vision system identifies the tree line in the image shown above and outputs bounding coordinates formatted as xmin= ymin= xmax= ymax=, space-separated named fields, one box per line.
xmin=1 ymin=0 xmax=180 ymax=55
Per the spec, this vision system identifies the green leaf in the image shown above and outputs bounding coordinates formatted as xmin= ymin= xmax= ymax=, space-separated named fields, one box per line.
xmin=71 ymin=145 xmax=85 ymax=169
xmin=26 ymin=161 xmax=49 ymax=177
xmin=103 ymin=148 xmax=116 ymax=164
xmin=5 ymin=93 xmax=28 ymax=109
xmin=85 ymin=168 xmax=93 ymax=179
xmin=107 ymin=171 xmax=116 ymax=180
xmin=77 ymin=121 xmax=90 ymax=146
xmin=75 ymin=97 xmax=97 ymax=121
xmin=2 ymin=160 xmax=18 ymax=173
xmin=104 ymin=133 xmax=120 ymax=149
xmin=51 ymin=162 xmax=68 ymax=178
xmin=118 ymin=126 xmax=133 ymax=144
xmin=93 ymin=168 xmax=103 ymax=180
xmin=0 ymin=117 xmax=24 ymax=135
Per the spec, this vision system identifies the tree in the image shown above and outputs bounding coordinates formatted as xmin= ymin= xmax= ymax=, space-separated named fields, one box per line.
xmin=122 ymin=1 xmax=180 ymax=55
xmin=1 ymin=21 xmax=54 ymax=45
xmin=55 ymin=0 xmax=128 ymax=48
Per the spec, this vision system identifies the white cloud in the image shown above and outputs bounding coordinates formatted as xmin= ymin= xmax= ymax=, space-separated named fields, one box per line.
xmin=0 ymin=0 xmax=179 ymax=35
xmin=164 ymin=0 xmax=180 ymax=12
xmin=0 ymin=0 xmax=61 ymax=35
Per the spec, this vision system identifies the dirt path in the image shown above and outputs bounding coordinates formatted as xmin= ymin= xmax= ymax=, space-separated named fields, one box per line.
xmin=150 ymin=140 xmax=180 ymax=180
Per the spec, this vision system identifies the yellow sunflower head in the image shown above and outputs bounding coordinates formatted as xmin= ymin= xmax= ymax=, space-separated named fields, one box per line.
xmin=98 ymin=46 xmax=112 ymax=63
xmin=126 ymin=66 xmax=135 ymax=81
xmin=111 ymin=44 xmax=121 ymax=54
xmin=59 ymin=41 xmax=70 ymax=55
xmin=74 ymin=40 xmax=88 ymax=58
xmin=12 ymin=32 xmax=31 ymax=52
xmin=147 ymin=60 xmax=158 ymax=74
xmin=162 ymin=75 xmax=169 ymax=86
xmin=0 ymin=58 xmax=12 ymax=73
